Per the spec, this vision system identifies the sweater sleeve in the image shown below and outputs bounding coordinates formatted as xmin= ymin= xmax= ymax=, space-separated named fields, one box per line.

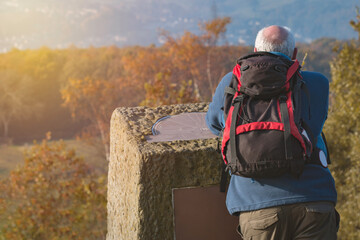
xmin=301 ymin=71 xmax=330 ymax=157
xmin=206 ymin=72 xmax=233 ymax=136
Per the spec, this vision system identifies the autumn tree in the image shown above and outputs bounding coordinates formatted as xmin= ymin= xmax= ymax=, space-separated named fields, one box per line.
xmin=61 ymin=47 xmax=127 ymax=160
xmin=121 ymin=45 xmax=171 ymax=103
xmin=0 ymin=47 xmax=82 ymax=143
xmin=199 ymin=17 xmax=232 ymax=95
xmin=0 ymin=135 xmax=107 ymax=239
xmin=200 ymin=17 xmax=232 ymax=46
xmin=61 ymin=76 xmax=121 ymax=160
xmin=0 ymin=69 xmax=42 ymax=141
xmin=325 ymin=8 xmax=360 ymax=239
xmin=137 ymin=17 xmax=233 ymax=106
xmin=162 ymin=31 xmax=205 ymax=101
xmin=63 ymin=47 xmax=124 ymax=84
xmin=122 ymin=43 xmax=199 ymax=107
xmin=142 ymin=72 xmax=196 ymax=106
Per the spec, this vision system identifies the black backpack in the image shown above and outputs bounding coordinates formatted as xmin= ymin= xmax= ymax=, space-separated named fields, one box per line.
xmin=221 ymin=52 xmax=314 ymax=179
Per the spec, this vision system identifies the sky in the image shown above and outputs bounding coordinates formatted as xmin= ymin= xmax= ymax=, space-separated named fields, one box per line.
xmin=0 ymin=0 xmax=359 ymax=52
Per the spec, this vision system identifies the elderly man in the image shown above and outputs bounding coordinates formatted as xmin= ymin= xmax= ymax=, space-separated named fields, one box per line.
xmin=206 ymin=25 xmax=338 ymax=240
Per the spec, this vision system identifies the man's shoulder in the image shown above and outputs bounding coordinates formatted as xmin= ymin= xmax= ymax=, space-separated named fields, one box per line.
xmin=300 ymin=71 xmax=329 ymax=85
xmin=216 ymin=72 xmax=233 ymax=89
xmin=223 ymin=72 xmax=233 ymax=82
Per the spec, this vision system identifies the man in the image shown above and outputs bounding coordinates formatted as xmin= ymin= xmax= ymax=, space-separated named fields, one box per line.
xmin=206 ymin=25 xmax=338 ymax=239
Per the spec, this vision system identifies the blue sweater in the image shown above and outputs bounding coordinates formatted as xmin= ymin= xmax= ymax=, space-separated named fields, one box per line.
xmin=206 ymin=54 xmax=337 ymax=215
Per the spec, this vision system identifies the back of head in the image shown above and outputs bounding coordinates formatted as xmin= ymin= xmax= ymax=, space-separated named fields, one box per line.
xmin=255 ymin=25 xmax=295 ymax=58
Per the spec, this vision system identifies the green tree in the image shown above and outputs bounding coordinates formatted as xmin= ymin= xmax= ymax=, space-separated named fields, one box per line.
xmin=325 ymin=8 xmax=360 ymax=239
xmin=0 ymin=135 xmax=107 ymax=239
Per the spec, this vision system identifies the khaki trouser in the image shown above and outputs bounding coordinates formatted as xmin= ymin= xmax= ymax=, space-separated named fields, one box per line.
xmin=237 ymin=202 xmax=339 ymax=240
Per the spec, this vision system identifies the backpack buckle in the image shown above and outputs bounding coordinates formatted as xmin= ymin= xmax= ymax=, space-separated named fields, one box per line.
xmin=232 ymin=95 xmax=244 ymax=105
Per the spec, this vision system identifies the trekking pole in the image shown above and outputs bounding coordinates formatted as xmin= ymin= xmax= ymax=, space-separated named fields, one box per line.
xmin=301 ymin=52 xmax=308 ymax=67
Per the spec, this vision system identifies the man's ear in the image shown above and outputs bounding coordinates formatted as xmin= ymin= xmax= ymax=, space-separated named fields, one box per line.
xmin=254 ymin=47 xmax=257 ymax=52
xmin=292 ymin=47 xmax=298 ymax=60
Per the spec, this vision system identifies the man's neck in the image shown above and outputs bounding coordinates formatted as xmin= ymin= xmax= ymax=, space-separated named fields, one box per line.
xmin=270 ymin=52 xmax=291 ymax=60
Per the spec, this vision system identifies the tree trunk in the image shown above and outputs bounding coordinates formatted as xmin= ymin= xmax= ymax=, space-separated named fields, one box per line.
xmin=192 ymin=78 xmax=201 ymax=101
xmin=1 ymin=117 xmax=10 ymax=139
xmin=206 ymin=49 xmax=214 ymax=96
xmin=96 ymin=118 xmax=110 ymax=161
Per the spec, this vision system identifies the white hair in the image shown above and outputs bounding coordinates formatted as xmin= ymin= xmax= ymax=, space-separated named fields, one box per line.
xmin=254 ymin=26 xmax=295 ymax=58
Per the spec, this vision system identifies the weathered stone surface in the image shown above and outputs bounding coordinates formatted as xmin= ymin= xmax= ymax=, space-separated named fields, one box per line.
xmin=107 ymin=103 xmax=222 ymax=240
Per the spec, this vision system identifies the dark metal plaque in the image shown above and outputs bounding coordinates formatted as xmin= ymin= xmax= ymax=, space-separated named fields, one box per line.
xmin=173 ymin=186 xmax=240 ymax=240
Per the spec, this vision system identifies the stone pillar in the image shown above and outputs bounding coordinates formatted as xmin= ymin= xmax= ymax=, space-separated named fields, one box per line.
xmin=107 ymin=103 xmax=223 ymax=240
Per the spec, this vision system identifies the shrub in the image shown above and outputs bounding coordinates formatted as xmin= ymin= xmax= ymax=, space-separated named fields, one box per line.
xmin=0 ymin=137 xmax=107 ymax=239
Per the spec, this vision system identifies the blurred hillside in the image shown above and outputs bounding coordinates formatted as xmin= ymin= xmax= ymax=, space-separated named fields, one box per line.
xmin=0 ymin=0 xmax=358 ymax=51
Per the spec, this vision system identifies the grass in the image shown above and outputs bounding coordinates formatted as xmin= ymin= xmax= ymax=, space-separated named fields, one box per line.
xmin=0 ymin=144 xmax=26 ymax=177
xmin=0 ymin=138 xmax=108 ymax=179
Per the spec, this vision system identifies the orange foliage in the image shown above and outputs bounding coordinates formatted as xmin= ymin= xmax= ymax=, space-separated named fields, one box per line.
xmin=142 ymin=72 xmax=197 ymax=106
xmin=0 ymin=17 xmax=252 ymax=145
xmin=61 ymin=76 xmax=121 ymax=160
xmin=0 ymin=138 xmax=107 ymax=239
xmin=121 ymin=17 xmax=234 ymax=106
xmin=200 ymin=17 xmax=232 ymax=46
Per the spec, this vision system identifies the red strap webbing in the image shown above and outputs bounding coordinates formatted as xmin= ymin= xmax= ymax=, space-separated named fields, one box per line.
xmin=232 ymin=64 xmax=242 ymax=91
xmin=285 ymin=60 xmax=300 ymax=90
xmin=284 ymin=60 xmax=306 ymax=152
xmin=221 ymin=64 xmax=242 ymax=162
